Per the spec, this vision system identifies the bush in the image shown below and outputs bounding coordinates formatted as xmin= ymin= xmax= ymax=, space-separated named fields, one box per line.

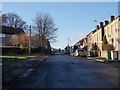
xmin=91 ymin=43 xmax=97 ymax=51
xmin=31 ymin=46 xmax=51 ymax=54
xmin=102 ymin=35 xmax=108 ymax=50
xmin=102 ymin=44 xmax=114 ymax=51
xmin=1 ymin=46 xmax=28 ymax=55
xmin=44 ymin=48 xmax=52 ymax=54
xmin=31 ymin=46 xmax=44 ymax=53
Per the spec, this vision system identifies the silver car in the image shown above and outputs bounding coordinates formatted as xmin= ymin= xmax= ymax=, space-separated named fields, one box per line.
xmin=78 ymin=49 xmax=87 ymax=57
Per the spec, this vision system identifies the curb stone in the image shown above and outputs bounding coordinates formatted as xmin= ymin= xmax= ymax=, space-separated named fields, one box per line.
xmin=95 ymin=59 xmax=120 ymax=68
xmin=87 ymin=57 xmax=120 ymax=68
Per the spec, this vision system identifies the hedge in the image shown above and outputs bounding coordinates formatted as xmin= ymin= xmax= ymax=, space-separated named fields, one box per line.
xmin=31 ymin=46 xmax=51 ymax=54
xmin=102 ymin=44 xmax=114 ymax=51
xmin=1 ymin=46 xmax=28 ymax=55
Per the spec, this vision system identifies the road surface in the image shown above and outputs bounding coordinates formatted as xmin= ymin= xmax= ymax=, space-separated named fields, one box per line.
xmin=6 ymin=52 xmax=119 ymax=88
xmin=0 ymin=58 xmax=2 ymax=90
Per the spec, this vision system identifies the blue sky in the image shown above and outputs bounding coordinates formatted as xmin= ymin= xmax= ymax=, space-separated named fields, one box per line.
xmin=2 ymin=2 xmax=118 ymax=49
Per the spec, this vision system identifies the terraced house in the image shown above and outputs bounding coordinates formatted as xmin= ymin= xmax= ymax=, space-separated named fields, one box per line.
xmin=104 ymin=16 xmax=120 ymax=60
xmin=86 ymin=22 xmax=104 ymax=57
xmin=86 ymin=15 xmax=120 ymax=60
xmin=86 ymin=30 xmax=96 ymax=52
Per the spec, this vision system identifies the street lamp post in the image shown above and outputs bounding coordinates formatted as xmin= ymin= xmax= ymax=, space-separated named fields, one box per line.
xmin=94 ymin=20 xmax=99 ymax=56
xmin=29 ymin=25 xmax=31 ymax=54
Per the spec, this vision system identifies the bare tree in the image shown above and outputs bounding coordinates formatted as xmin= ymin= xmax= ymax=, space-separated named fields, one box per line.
xmin=1 ymin=13 xmax=27 ymax=30
xmin=33 ymin=13 xmax=58 ymax=47
xmin=11 ymin=33 xmax=29 ymax=47
xmin=0 ymin=14 xmax=2 ymax=26
xmin=11 ymin=33 xmax=37 ymax=48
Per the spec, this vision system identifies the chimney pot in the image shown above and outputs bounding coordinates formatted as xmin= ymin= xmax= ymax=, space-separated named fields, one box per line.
xmin=100 ymin=22 xmax=103 ymax=28
xmin=110 ymin=15 xmax=115 ymax=22
xmin=105 ymin=20 xmax=109 ymax=26
xmin=96 ymin=25 xmax=99 ymax=30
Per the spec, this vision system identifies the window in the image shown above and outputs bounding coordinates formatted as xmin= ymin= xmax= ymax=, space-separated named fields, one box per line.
xmin=111 ymin=38 xmax=114 ymax=45
xmin=107 ymin=27 xmax=110 ymax=37
xmin=0 ymin=34 xmax=5 ymax=37
xmin=12 ymin=35 xmax=16 ymax=38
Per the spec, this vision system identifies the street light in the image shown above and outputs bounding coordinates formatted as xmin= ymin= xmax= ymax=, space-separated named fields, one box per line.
xmin=29 ymin=25 xmax=31 ymax=54
xmin=93 ymin=20 xmax=99 ymax=56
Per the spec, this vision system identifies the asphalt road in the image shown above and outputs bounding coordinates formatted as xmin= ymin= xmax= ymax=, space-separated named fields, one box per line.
xmin=0 ymin=58 xmax=2 ymax=90
xmin=7 ymin=52 xmax=119 ymax=88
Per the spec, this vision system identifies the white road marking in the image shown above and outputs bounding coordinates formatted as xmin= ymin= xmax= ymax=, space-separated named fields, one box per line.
xmin=19 ymin=68 xmax=34 ymax=78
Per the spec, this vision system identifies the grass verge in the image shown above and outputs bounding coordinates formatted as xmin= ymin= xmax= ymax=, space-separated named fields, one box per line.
xmin=0 ymin=55 xmax=27 ymax=60
xmin=2 ymin=55 xmax=27 ymax=73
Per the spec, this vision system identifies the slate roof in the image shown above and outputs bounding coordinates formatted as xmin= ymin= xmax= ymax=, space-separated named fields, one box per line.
xmin=0 ymin=26 xmax=25 ymax=34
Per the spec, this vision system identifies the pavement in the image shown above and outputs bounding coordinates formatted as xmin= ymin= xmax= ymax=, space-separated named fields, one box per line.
xmin=2 ymin=54 xmax=49 ymax=85
xmin=87 ymin=56 xmax=120 ymax=68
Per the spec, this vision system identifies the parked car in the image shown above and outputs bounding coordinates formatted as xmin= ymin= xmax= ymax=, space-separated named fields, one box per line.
xmin=74 ymin=49 xmax=78 ymax=57
xmin=70 ymin=50 xmax=74 ymax=56
xmin=64 ymin=50 xmax=70 ymax=54
xmin=77 ymin=49 xmax=87 ymax=57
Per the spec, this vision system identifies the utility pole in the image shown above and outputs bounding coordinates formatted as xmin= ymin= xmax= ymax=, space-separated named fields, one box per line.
xmin=29 ymin=25 xmax=31 ymax=54
xmin=69 ymin=39 xmax=71 ymax=46
xmin=68 ymin=38 xmax=69 ymax=46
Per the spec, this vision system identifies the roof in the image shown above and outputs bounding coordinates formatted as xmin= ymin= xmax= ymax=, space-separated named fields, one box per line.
xmin=0 ymin=26 xmax=25 ymax=34
xmin=86 ymin=29 xmax=96 ymax=37
xmin=92 ymin=29 xmax=97 ymax=33
xmin=79 ymin=39 xmax=84 ymax=45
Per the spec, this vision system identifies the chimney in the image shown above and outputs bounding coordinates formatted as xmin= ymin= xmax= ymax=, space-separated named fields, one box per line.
xmin=100 ymin=22 xmax=103 ymax=28
xmin=104 ymin=20 xmax=109 ymax=26
xmin=110 ymin=16 xmax=115 ymax=22
xmin=96 ymin=25 xmax=99 ymax=30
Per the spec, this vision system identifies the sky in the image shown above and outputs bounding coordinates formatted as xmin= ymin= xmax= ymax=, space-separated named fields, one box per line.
xmin=2 ymin=2 xmax=118 ymax=49
xmin=1 ymin=0 xmax=120 ymax=2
